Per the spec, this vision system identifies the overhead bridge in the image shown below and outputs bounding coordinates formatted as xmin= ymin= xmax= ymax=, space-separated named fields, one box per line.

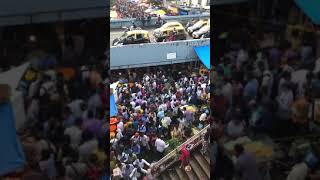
xmin=110 ymin=39 xmax=210 ymax=70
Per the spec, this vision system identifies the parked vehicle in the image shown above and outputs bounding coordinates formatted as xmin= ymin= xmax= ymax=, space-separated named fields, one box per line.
xmin=187 ymin=19 xmax=209 ymax=34
xmin=201 ymin=30 xmax=210 ymax=39
xmin=192 ymin=25 xmax=210 ymax=39
xmin=112 ymin=30 xmax=150 ymax=46
xmin=153 ymin=21 xmax=187 ymax=42
xmin=185 ymin=19 xmax=198 ymax=30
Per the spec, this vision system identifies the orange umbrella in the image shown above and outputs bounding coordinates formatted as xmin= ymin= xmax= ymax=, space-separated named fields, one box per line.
xmin=57 ymin=67 xmax=75 ymax=81
xmin=110 ymin=124 xmax=117 ymax=132
xmin=110 ymin=118 xmax=118 ymax=125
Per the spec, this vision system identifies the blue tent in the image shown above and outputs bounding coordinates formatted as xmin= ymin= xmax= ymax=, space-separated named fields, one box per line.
xmin=194 ymin=45 xmax=211 ymax=70
xmin=110 ymin=94 xmax=118 ymax=117
xmin=0 ymin=103 xmax=25 ymax=176
xmin=295 ymin=0 xmax=320 ymax=25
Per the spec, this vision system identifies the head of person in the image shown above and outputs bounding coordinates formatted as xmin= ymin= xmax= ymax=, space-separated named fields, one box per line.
xmin=88 ymin=110 xmax=94 ymax=119
xmin=283 ymin=71 xmax=291 ymax=81
xmin=234 ymin=144 xmax=245 ymax=157
xmin=75 ymin=118 xmax=83 ymax=127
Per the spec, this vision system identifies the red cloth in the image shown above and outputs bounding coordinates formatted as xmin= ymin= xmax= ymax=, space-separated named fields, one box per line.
xmin=179 ymin=145 xmax=190 ymax=166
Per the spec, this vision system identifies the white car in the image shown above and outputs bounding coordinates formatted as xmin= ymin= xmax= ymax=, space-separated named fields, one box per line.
xmin=187 ymin=20 xmax=208 ymax=34
xmin=192 ymin=25 xmax=210 ymax=39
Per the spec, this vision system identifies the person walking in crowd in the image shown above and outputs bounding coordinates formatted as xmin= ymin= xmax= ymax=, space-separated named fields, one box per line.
xmin=110 ymin=63 xmax=210 ymax=178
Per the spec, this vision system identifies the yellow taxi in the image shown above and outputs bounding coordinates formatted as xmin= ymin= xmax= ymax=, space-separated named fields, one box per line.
xmin=112 ymin=30 xmax=151 ymax=46
xmin=153 ymin=21 xmax=187 ymax=42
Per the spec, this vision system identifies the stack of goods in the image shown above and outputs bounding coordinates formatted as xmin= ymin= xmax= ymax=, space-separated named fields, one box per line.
xmin=180 ymin=105 xmax=197 ymax=112
xmin=110 ymin=117 xmax=118 ymax=139
xmin=224 ymin=137 xmax=275 ymax=161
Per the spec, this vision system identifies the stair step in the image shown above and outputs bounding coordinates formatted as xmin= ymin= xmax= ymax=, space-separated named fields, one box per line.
xmin=193 ymin=152 xmax=210 ymax=178
xmin=161 ymin=172 xmax=171 ymax=180
xmin=184 ymin=164 xmax=199 ymax=180
xmin=168 ymin=168 xmax=180 ymax=180
xmin=175 ymin=166 xmax=189 ymax=180
xmin=189 ymin=157 xmax=209 ymax=180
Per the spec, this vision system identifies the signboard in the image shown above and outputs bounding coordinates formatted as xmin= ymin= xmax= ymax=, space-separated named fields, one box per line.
xmin=167 ymin=52 xmax=177 ymax=60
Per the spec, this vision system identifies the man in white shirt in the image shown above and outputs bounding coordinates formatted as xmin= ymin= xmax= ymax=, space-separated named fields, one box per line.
xmin=64 ymin=118 xmax=83 ymax=150
xmin=130 ymin=100 xmax=136 ymax=108
xmin=199 ymin=112 xmax=207 ymax=122
xmin=78 ymin=138 xmax=98 ymax=162
xmin=155 ymin=137 xmax=169 ymax=160
xmin=87 ymin=91 xmax=102 ymax=115
xmin=117 ymin=119 xmax=124 ymax=133
xmin=287 ymin=162 xmax=308 ymax=180
xmin=161 ymin=116 xmax=171 ymax=128
xmin=133 ymin=157 xmax=150 ymax=169
xmin=68 ymin=99 xmax=85 ymax=119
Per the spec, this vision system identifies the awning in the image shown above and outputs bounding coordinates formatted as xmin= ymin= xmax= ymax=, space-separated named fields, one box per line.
xmin=194 ymin=45 xmax=210 ymax=69
xmin=110 ymin=94 xmax=118 ymax=117
xmin=0 ymin=62 xmax=30 ymax=90
xmin=0 ymin=103 xmax=25 ymax=176
xmin=295 ymin=0 xmax=320 ymax=25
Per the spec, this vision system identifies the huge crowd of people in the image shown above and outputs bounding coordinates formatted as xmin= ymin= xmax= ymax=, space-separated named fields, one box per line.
xmin=16 ymin=59 xmax=108 ymax=180
xmin=114 ymin=0 xmax=148 ymax=19
xmin=2 ymin=22 xmax=109 ymax=180
xmin=210 ymin=17 xmax=320 ymax=179
xmin=110 ymin=63 xmax=210 ymax=179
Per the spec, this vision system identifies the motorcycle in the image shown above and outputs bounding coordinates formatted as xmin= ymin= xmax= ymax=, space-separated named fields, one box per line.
xmin=155 ymin=19 xmax=166 ymax=28
xmin=121 ymin=25 xmax=142 ymax=32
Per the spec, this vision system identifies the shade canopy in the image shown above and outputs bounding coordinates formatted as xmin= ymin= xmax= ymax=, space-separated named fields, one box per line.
xmin=295 ymin=0 xmax=320 ymax=25
xmin=110 ymin=94 xmax=118 ymax=117
xmin=0 ymin=103 xmax=25 ymax=176
xmin=194 ymin=45 xmax=210 ymax=70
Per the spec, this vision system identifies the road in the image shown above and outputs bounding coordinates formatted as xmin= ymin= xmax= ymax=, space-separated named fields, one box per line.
xmin=110 ymin=24 xmax=194 ymax=47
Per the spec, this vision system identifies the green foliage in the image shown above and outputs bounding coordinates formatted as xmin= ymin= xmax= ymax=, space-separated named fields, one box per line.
xmin=164 ymin=138 xmax=184 ymax=155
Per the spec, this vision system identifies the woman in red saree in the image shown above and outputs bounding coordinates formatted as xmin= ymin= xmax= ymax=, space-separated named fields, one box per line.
xmin=179 ymin=144 xmax=190 ymax=169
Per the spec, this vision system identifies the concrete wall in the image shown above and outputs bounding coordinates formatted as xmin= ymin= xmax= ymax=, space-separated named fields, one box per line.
xmin=110 ymin=14 xmax=210 ymax=29
xmin=110 ymin=39 xmax=210 ymax=69
xmin=0 ymin=0 xmax=107 ymax=26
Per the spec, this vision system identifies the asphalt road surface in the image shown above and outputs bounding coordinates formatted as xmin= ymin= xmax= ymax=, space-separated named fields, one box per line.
xmin=110 ymin=25 xmax=194 ymax=47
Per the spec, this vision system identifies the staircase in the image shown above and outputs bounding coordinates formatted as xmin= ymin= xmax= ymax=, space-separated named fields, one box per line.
xmin=156 ymin=148 xmax=210 ymax=180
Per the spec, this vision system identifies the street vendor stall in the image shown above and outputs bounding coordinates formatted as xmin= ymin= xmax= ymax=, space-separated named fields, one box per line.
xmin=110 ymin=117 xmax=118 ymax=139
xmin=224 ymin=136 xmax=278 ymax=164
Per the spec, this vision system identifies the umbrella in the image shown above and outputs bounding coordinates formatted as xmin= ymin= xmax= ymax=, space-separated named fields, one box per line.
xmin=180 ymin=105 xmax=197 ymax=113
xmin=110 ymin=118 xmax=118 ymax=125
xmin=152 ymin=10 xmax=166 ymax=16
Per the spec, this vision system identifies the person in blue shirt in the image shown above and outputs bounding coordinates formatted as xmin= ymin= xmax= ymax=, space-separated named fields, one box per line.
xmin=138 ymin=121 xmax=147 ymax=133
xmin=244 ymin=73 xmax=259 ymax=102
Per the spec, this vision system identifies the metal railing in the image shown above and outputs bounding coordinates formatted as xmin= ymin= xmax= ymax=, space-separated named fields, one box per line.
xmin=153 ymin=124 xmax=210 ymax=177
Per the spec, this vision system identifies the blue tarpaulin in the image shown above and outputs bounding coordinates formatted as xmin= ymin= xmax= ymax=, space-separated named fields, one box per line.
xmin=0 ymin=103 xmax=25 ymax=176
xmin=194 ymin=45 xmax=210 ymax=70
xmin=295 ymin=0 xmax=320 ymax=25
xmin=110 ymin=94 xmax=118 ymax=117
